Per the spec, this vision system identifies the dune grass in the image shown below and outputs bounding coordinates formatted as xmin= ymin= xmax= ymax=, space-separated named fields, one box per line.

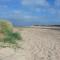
xmin=0 ymin=20 xmax=22 ymax=48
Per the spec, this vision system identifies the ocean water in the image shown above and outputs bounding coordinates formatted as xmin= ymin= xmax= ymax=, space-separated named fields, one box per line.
xmin=0 ymin=18 xmax=60 ymax=26
xmin=7 ymin=19 xmax=49 ymax=26
xmin=8 ymin=19 xmax=60 ymax=26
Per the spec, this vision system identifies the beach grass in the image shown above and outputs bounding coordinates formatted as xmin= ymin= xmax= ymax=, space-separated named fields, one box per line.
xmin=0 ymin=20 xmax=22 ymax=48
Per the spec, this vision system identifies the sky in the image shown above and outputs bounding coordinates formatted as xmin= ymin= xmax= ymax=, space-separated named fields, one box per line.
xmin=0 ymin=0 xmax=60 ymax=26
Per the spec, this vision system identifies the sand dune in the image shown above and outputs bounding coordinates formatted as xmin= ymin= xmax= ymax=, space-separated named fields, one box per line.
xmin=0 ymin=26 xmax=60 ymax=60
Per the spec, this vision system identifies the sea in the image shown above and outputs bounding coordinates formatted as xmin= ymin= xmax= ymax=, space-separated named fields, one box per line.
xmin=0 ymin=18 xmax=60 ymax=26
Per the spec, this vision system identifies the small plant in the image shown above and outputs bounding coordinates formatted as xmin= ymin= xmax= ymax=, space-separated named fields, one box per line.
xmin=0 ymin=20 xmax=13 ymax=33
xmin=0 ymin=20 xmax=22 ymax=48
xmin=4 ymin=32 xmax=22 ymax=44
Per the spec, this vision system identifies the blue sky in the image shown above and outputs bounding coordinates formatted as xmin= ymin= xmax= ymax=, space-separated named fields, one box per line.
xmin=0 ymin=0 xmax=60 ymax=25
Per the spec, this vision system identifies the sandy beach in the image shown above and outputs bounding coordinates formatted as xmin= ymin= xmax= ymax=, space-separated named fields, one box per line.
xmin=0 ymin=26 xmax=60 ymax=60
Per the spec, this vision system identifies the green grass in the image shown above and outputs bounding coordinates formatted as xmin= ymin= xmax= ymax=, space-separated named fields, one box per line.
xmin=0 ymin=20 xmax=22 ymax=49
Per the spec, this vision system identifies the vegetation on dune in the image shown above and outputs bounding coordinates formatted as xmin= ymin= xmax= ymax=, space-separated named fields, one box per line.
xmin=0 ymin=20 xmax=22 ymax=48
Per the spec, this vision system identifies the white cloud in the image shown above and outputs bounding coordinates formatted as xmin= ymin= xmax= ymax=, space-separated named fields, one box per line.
xmin=35 ymin=0 xmax=49 ymax=6
xmin=2 ymin=10 xmax=40 ymax=19
xmin=6 ymin=10 xmax=32 ymax=19
xmin=21 ymin=0 xmax=49 ymax=7
xmin=22 ymin=0 xmax=33 ymax=5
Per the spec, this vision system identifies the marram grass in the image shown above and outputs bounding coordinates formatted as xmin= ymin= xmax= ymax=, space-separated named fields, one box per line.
xmin=0 ymin=20 xmax=22 ymax=49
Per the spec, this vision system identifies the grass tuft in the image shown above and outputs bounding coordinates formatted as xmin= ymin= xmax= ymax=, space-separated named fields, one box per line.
xmin=0 ymin=20 xmax=22 ymax=49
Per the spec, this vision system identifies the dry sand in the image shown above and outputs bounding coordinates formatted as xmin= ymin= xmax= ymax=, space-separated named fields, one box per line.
xmin=0 ymin=26 xmax=60 ymax=60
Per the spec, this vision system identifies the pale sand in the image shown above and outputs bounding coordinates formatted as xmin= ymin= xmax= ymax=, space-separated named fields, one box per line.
xmin=0 ymin=26 xmax=60 ymax=60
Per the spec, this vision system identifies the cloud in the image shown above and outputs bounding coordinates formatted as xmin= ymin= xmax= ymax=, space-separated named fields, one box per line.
xmin=0 ymin=0 xmax=60 ymax=20
xmin=21 ymin=0 xmax=49 ymax=7
xmin=35 ymin=0 xmax=49 ymax=6
xmin=0 ymin=10 xmax=32 ymax=19
xmin=22 ymin=0 xmax=32 ymax=5
xmin=0 ymin=7 xmax=57 ymax=19
xmin=0 ymin=9 xmax=43 ymax=20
